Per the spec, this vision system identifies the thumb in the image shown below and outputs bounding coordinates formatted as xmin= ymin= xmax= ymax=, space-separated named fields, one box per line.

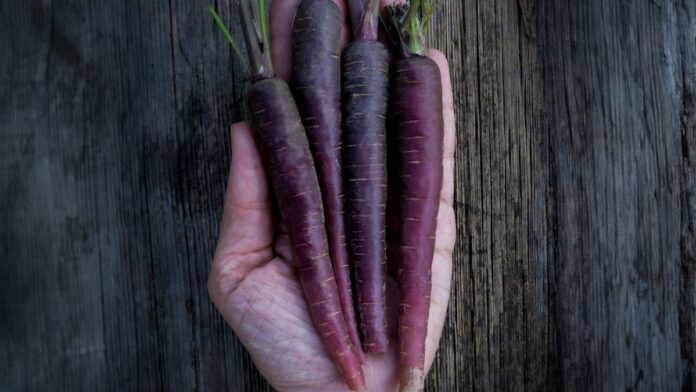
xmin=209 ymin=122 xmax=275 ymax=303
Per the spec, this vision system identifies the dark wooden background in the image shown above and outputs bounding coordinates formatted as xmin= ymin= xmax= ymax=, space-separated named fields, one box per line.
xmin=2 ymin=0 xmax=695 ymax=390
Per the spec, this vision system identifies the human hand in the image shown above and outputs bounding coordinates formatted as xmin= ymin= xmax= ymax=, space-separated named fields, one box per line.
xmin=207 ymin=1 xmax=456 ymax=391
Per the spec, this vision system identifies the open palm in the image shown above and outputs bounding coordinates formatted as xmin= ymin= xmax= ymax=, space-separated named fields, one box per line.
xmin=207 ymin=1 xmax=455 ymax=391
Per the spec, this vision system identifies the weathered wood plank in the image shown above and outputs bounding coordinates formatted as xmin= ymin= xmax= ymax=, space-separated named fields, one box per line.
xmin=677 ymin=1 xmax=696 ymax=390
xmin=543 ymin=1 xmax=689 ymax=390
xmin=429 ymin=0 xmax=695 ymax=390
xmin=0 ymin=1 xmax=107 ymax=391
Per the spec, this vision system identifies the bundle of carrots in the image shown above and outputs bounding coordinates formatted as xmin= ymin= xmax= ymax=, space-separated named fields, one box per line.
xmin=211 ymin=0 xmax=443 ymax=390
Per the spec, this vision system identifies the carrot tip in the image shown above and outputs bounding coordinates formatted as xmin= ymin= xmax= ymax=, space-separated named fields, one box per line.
xmin=399 ymin=368 xmax=425 ymax=392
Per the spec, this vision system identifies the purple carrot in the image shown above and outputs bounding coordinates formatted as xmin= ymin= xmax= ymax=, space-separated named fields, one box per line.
xmin=211 ymin=4 xmax=365 ymax=390
xmin=248 ymin=79 xmax=365 ymax=390
xmin=343 ymin=0 xmax=390 ymax=353
xmin=385 ymin=2 xmax=444 ymax=391
xmin=292 ymin=0 xmax=363 ymax=361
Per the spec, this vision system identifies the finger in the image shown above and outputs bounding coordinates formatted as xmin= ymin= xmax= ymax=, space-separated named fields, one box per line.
xmin=271 ymin=0 xmax=351 ymax=82
xmin=424 ymin=248 xmax=453 ymax=373
xmin=428 ymin=48 xmax=455 ymax=207
xmin=210 ymin=123 xmax=275 ymax=300
xmin=424 ymin=48 xmax=456 ymax=373
xmin=430 ymin=48 xmax=456 ymax=259
xmin=425 ymin=209 xmax=455 ymax=374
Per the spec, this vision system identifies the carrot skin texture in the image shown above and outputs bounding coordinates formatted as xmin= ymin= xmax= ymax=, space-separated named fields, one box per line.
xmin=247 ymin=78 xmax=365 ymax=391
xmin=292 ymin=0 xmax=363 ymax=361
xmin=385 ymin=100 xmax=402 ymax=281
xmin=342 ymin=40 xmax=390 ymax=353
xmin=392 ymin=57 xmax=443 ymax=391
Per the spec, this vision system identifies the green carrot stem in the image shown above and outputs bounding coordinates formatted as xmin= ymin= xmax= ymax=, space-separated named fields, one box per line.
xmin=258 ymin=0 xmax=270 ymax=52
xmin=405 ymin=0 xmax=423 ymax=54
xmin=238 ymin=0 xmax=273 ymax=80
xmin=384 ymin=0 xmax=432 ymax=57
xmin=208 ymin=7 xmax=249 ymax=70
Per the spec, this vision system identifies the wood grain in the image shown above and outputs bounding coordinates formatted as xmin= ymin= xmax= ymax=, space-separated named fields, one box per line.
xmin=1 ymin=0 xmax=694 ymax=391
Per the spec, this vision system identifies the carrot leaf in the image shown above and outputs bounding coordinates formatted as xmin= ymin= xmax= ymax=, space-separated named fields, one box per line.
xmin=258 ymin=0 xmax=270 ymax=52
xmin=208 ymin=7 xmax=249 ymax=69
xmin=384 ymin=0 xmax=433 ymax=57
xmin=236 ymin=0 xmax=274 ymax=80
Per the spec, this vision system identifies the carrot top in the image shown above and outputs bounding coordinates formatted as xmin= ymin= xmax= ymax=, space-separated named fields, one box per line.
xmin=209 ymin=1 xmax=274 ymax=81
xmin=384 ymin=0 xmax=433 ymax=57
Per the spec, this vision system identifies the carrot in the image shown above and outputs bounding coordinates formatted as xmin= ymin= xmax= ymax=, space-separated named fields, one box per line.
xmin=384 ymin=2 xmax=443 ymax=391
xmin=343 ymin=0 xmax=390 ymax=353
xmin=211 ymin=4 xmax=365 ymax=390
xmin=248 ymin=79 xmax=365 ymax=390
xmin=291 ymin=0 xmax=363 ymax=361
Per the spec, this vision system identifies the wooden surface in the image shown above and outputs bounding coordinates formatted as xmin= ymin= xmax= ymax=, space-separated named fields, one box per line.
xmin=1 ymin=0 xmax=695 ymax=390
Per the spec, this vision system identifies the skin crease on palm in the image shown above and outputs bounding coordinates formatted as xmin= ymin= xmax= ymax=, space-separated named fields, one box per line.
xmin=207 ymin=1 xmax=456 ymax=391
